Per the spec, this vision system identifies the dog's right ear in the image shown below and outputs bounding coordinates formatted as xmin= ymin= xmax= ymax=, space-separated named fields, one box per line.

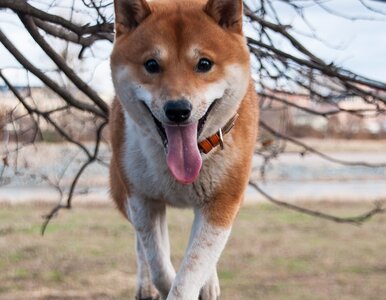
xmin=204 ymin=0 xmax=243 ymax=33
xmin=114 ymin=0 xmax=151 ymax=35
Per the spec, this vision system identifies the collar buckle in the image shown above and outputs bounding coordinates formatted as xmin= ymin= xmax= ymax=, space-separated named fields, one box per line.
xmin=198 ymin=113 xmax=239 ymax=154
xmin=218 ymin=128 xmax=224 ymax=150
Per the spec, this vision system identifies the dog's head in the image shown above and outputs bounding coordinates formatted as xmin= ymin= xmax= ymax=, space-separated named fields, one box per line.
xmin=111 ymin=0 xmax=250 ymax=184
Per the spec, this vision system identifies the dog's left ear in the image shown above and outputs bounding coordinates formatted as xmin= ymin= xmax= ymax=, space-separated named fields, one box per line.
xmin=204 ymin=0 xmax=243 ymax=33
xmin=114 ymin=0 xmax=151 ymax=35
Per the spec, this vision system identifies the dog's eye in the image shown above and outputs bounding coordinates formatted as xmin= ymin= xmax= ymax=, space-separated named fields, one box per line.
xmin=196 ymin=58 xmax=213 ymax=73
xmin=144 ymin=59 xmax=161 ymax=74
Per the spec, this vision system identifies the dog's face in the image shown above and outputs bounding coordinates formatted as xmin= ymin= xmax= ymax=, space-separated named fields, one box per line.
xmin=111 ymin=0 xmax=250 ymax=184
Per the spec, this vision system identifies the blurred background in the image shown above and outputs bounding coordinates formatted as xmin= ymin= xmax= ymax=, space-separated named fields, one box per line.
xmin=0 ymin=0 xmax=385 ymax=299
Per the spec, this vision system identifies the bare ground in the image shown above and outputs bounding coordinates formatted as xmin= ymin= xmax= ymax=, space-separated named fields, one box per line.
xmin=0 ymin=202 xmax=385 ymax=300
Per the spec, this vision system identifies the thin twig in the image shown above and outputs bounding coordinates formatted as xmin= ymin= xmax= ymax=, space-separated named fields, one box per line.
xmin=41 ymin=120 xmax=107 ymax=235
xmin=260 ymin=120 xmax=386 ymax=168
xmin=249 ymin=181 xmax=385 ymax=225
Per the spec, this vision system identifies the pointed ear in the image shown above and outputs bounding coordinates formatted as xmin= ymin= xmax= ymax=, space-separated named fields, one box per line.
xmin=204 ymin=0 xmax=243 ymax=33
xmin=114 ymin=0 xmax=151 ymax=34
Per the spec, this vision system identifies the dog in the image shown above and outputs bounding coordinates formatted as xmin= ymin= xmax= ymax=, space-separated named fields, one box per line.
xmin=109 ymin=0 xmax=259 ymax=299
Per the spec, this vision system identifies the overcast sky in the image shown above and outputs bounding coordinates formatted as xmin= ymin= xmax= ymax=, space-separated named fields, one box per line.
xmin=0 ymin=0 xmax=385 ymax=98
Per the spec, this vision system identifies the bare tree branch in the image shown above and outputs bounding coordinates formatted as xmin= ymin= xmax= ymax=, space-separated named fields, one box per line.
xmin=1 ymin=0 xmax=385 ymax=231
xmin=260 ymin=120 xmax=386 ymax=168
xmin=19 ymin=15 xmax=109 ymax=114
xmin=0 ymin=0 xmax=114 ymax=37
xmin=41 ymin=120 xmax=107 ymax=235
xmin=0 ymin=28 xmax=106 ymax=118
xmin=250 ymin=181 xmax=385 ymax=225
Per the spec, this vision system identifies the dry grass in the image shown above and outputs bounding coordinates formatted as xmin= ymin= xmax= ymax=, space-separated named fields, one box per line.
xmin=0 ymin=202 xmax=385 ymax=300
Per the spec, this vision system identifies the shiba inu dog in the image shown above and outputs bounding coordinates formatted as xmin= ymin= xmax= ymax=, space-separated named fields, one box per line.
xmin=109 ymin=0 xmax=259 ymax=299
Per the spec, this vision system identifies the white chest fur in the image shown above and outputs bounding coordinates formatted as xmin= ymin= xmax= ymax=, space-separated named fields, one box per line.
xmin=121 ymin=111 xmax=236 ymax=207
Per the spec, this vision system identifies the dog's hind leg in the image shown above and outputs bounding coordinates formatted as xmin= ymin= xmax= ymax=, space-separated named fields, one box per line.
xmin=135 ymin=235 xmax=160 ymax=300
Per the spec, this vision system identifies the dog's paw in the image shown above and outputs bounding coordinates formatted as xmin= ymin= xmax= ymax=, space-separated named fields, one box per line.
xmin=136 ymin=293 xmax=160 ymax=300
xmin=199 ymin=272 xmax=220 ymax=300
xmin=135 ymin=284 xmax=160 ymax=300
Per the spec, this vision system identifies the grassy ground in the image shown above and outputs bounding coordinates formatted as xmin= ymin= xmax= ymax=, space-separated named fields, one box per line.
xmin=0 ymin=202 xmax=385 ymax=300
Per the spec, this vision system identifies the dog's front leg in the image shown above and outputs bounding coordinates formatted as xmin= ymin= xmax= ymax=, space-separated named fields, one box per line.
xmin=167 ymin=207 xmax=234 ymax=300
xmin=200 ymin=269 xmax=220 ymax=300
xmin=135 ymin=235 xmax=160 ymax=300
xmin=128 ymin=196 xmax=176 ymax=299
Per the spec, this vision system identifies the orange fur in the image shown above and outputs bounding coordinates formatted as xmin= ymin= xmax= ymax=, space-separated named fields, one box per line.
xmin=203 ymin=81 xmax=259 ymax=227
xmin=110 ymin=0 xmax=250 ymax=104
xmin=109 ymin=99 xmax=131 ymax=218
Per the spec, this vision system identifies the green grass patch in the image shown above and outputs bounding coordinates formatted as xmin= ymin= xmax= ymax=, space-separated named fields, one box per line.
xmin=44 ymin=270 xmax=64 ymax=283
xmin=218 ymin=270 xmax=235 ymax=281
xmin=273 ymin=257 xmax=312 ymax=273
xmin=13 ymin=269 xmax=30 ymax=280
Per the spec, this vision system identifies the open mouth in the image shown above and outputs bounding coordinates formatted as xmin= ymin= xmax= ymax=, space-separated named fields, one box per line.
xmin=141 ymin=100 xmax=220 ymax=184
xmin=145 ymin=106 xmax=168 ymax=147
xmin=141 ymin=100 xmax=218 ymax=148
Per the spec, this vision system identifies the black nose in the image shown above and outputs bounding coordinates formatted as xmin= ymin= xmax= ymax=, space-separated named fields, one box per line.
xmin=164 ymin=100 xmax=192 ymax=123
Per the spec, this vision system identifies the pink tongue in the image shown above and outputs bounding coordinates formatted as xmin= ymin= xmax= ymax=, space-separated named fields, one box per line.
xmin=164 ymin=122 xmax=202 ymax=184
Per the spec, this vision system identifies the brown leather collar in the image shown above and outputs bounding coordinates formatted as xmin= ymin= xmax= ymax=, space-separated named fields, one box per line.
xmin=198 ymin=114 xmax=239 ymax=154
